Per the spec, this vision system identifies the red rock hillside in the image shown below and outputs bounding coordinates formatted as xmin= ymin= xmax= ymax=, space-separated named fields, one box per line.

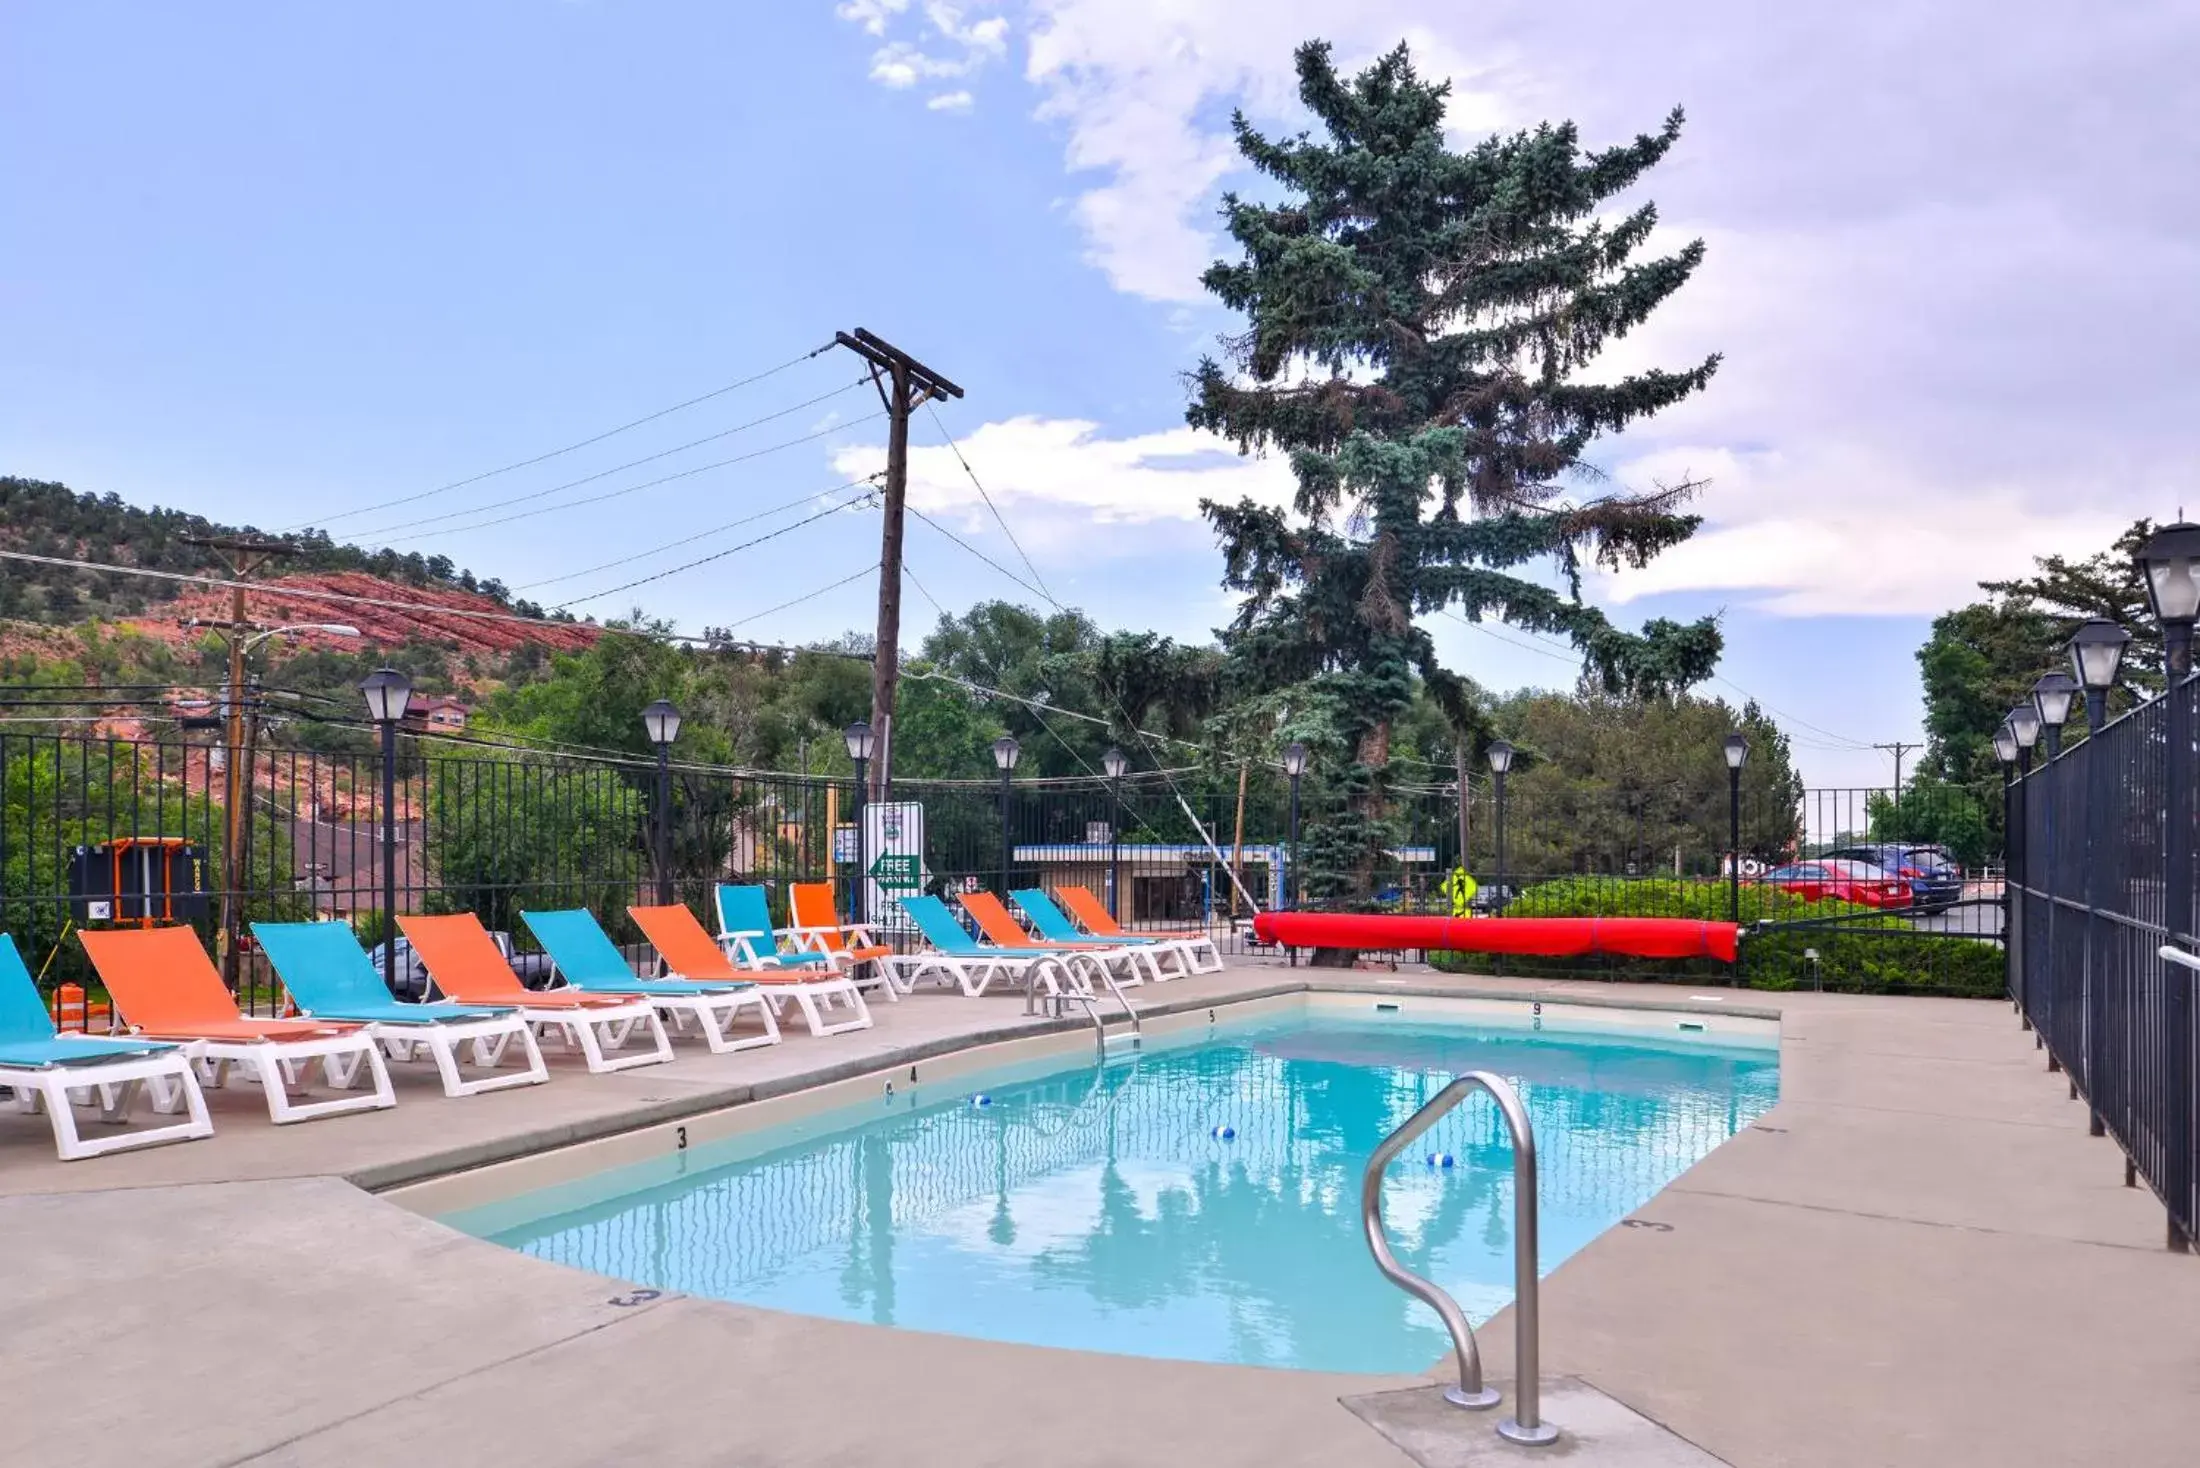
xmin=157 ymin=572 xmax=602 ymax=657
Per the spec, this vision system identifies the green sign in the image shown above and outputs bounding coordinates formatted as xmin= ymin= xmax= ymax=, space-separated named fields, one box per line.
xmin=868 ymin=854 xmax=922 ymax=892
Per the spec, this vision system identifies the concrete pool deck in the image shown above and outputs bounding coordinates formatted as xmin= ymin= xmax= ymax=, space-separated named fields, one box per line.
xmin=2 ymin=964 xmax=2196 ymax=1466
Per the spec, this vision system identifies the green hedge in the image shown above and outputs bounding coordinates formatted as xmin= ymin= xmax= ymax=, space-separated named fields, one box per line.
xmin=1429 ymin=876 xmax=2004 ymax=997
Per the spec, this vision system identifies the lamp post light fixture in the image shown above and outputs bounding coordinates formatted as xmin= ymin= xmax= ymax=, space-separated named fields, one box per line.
xmin=358 ymin=667 xmax=413 ymax=990
xmin=1487 ymin=741 xmax=1514 ymax=912
xmin=2007 ymin=701 xmax=2042 ymax=771
xmin=641 ymin=700 xmax=681 ymax=905
xmin=992 ymin=735 xmax=1021 ymax=896
xmin=2068 ymin=618 xmax=2132 ymax=731
xmin=2135 ymin=521 xmax=2200 ymax=1253
xmin=844 ymin=722 xmax=875 ymax=923
xmin=1102 ymin=745 xmax=1129 ymax=919
xmin=2031 ymin=671 xmax=2079 ymax=759
xmin=1282 ymin=742 xmax=1309 ymax=909
xmin=1723 ymin=733 xmax=1750 ymax=926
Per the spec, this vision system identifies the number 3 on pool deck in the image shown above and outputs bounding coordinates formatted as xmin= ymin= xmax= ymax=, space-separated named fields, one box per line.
xmin=676 ymin=1126 xmax=688 ymax=1151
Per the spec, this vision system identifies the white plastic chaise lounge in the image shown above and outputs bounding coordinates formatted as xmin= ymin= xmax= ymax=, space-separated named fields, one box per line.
xmin=628 ymin=902 xmax=871 ymax=1038
xmin=398 ymin=912 xmax=674 ymax=1074
xmin=253 ymin=920 xmax=549 ymax=1098
xmin=897 ymin=895 xmax=1095 ymax=999
xmin=0 ymin=934 xmax=213 ymax=1160
xmin=77 ymin=925 xmax=395 ymax=1126
xmin=522 ymin=907 xmax=780 ymax=1055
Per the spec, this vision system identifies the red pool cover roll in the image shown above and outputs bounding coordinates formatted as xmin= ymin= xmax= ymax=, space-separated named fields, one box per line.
xmin=1250 ymin=912 xmax=1739 ymax=963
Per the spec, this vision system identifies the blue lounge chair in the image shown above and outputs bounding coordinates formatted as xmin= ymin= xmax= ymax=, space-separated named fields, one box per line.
xmin=898 ymin=895 xmax=1091 ymax=998
xmin=522 ymin=909 xmax=780 ymax=1054
xmin=0 ymin=934 xmax=212 ymax=1160
xmin=712 ymin=885 xmax=834 ymax=970
xmin=1012 ymin=888 xmax=1193 ymax=981
xmin=254 ymin=921 xmax=549 ymax=1097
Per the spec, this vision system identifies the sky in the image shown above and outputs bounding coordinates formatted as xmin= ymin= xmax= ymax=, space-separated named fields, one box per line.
xmin=5 ymin=1 xmax=2197 ymax=788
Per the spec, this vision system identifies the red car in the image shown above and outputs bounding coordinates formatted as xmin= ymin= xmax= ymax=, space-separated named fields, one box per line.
xmin=1761 ymin=859 xmax=1912 ymax=908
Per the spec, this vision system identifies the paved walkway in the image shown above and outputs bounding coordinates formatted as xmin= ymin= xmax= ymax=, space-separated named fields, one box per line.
xmin=2 ymin=966 xmax=2195 ymax=1466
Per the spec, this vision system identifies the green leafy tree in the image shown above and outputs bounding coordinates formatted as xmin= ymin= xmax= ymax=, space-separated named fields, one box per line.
xmin=1191 ymin=41 xmax=1724 ymax=903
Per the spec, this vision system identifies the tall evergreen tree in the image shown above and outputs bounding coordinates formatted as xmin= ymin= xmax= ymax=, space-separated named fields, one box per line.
xmin=1191 ymin=41 xmax=1724 ymax=900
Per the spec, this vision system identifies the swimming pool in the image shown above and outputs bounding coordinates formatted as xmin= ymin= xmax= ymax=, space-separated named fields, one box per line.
xmin=441 ymin=1007 xmax=1778 ymax=1373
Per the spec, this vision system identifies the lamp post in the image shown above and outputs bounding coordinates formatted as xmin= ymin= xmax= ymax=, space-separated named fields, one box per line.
xmin=2010 ymin=701 xmax=2042 ymax=1037
xmin=2068 ymin=620 xmax=2127 ymax=1139
xmin=2136 ymin=520 xmax=2200 ymax=1253
xmin=845 ymin=721 xmax=875 ymax=923
xmin=1283 ymin=742 xmax=1308 ymax=909
xmin=992 ymin=735 xmax=1021 ymax=897
xmin=1487 ymin=741 xmax=1514 ymax=912
xmin=1723 ymin=733 xmax=1750 ymax=926
xmin=2030 ymin=676 xmax=2076 ymax=1075
xmin=359 ymin=667 xmax=412 ymax=991
xmin=1103 ymin=746 xmax=1129 ymax=919
xmin=1995 ymin=720 xmax=2020 ymax=1013
xmin=641 ymin=700 xmax=681 ymax=905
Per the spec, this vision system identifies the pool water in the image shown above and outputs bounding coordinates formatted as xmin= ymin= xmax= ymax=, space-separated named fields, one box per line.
xmin=445 ymin=1012 xmax=1778 ymax=1373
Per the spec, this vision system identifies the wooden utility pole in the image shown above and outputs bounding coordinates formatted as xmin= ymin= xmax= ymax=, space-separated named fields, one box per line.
xmin=181 ymin=535 xmax=288 ymax=987
xmin=1456 ymin=742 xmax=1472 ymax=872
xmin=834 ymin=329 xmax=963 ymax=798
xmin=1874 ymin=740 xmax=1922 ymax=796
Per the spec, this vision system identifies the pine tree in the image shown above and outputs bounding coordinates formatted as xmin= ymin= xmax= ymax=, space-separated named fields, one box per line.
xmin=1191 ymin=41 xmax=1724 ymax=900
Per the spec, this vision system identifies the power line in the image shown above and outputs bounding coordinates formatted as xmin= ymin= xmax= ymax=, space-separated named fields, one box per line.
xmin=353 ymin=383 xmax=874 ymax=541
xmin=927 ymin=402 xmax=1050 ymax=598
xmin=291 ymin=342 xmax=836 ymax=531
xmin=511 ymin=476 xmax=881 ymax=592
xmin=906 ymin=505 xmax=1051 ymax=603
xmin=552 ymin=491 xmax=877 ymax=609
xmin=713 ymin=563 xmax=882 ymax=634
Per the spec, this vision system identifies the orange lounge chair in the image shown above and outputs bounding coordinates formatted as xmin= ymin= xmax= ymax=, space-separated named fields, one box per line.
xmin=1055 ymin=885 xmax=1224 ymax=974
xmin=786 ymin=882 xmax=910 ymax=1000
xmin=397 ymin=913 xmax=672 ymax=1074
xmin=956 ymin=892 xmax=1155 ymax=986
xmin=77 ymin=925 xmax=395 ymax=1125
xmin=628 ymin=903 xmax=871 ymax=1038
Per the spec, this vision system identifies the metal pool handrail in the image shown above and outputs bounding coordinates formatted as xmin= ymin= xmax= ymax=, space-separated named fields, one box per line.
xmin=1361 ymin=1071 xmax=1559 ymax=1448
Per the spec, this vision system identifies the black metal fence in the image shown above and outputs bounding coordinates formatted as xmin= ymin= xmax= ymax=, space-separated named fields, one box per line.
xmin=2010 ymin=677 xmax=2197 ymax=1249
xmin=1 ymin=727 xmax=2009 ymax=1020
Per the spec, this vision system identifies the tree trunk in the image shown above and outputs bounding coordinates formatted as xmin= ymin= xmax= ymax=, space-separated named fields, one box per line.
xmin=1350 ymin=719 xmax=1392 ymax=897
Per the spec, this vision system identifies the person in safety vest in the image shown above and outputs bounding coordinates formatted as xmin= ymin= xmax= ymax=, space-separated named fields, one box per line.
xmin=1442 ymin=866 xmax=1479 ymax=916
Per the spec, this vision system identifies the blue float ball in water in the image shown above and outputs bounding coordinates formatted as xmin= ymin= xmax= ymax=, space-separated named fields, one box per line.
xmin=1211 ymin=1124 xmax=1236 ymax=1141
xmin=1426 ymin=1152 xmax=1456 ymax=1169
xmin=971 ymin=1094 xmax=992 ymax=1108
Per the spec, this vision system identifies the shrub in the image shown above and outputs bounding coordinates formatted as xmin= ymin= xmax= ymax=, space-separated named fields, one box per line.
xmin=1429 ymin=875 xmax=2004 ymax=998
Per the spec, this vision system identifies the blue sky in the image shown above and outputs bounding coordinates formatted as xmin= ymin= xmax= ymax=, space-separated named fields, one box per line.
xmin=6 ymin=2 xmax=2195 ymax=788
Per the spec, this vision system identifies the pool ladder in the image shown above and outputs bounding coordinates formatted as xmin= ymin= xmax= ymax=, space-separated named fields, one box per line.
xmin=1024 ymin=959 xmax=1141 ymax=1060
xmin=1363 ymin=1072 xmax=1558 ymax=1447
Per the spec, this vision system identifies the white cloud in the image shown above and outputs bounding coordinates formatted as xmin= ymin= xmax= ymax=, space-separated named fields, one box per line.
xmin=829 ymin=415 xmax=1294 ymax=556
xmin=841 ymin=1 xmax=1010 ymax=102
xmin=834 ymin=0 xmax=909 ymax=38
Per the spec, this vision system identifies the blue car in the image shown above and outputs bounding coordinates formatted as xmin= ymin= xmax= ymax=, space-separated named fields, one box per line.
xmin=1824 ymin=844 xmax=1963 ymax=912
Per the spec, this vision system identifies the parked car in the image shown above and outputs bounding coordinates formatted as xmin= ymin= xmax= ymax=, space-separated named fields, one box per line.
xmin=1822 ymin=843 xmax=1964 ymax=912
xmin=1761 ymin=858 xmax=1912 ymax=909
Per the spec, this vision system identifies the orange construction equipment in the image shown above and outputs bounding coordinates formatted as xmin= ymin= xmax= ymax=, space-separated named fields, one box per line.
xmin=396 ymin=913 xmax=672 ymax=1073
xmin=76 ymin=925 xmax=394 ymax=1124
xmin=628 ymin=902 xmax=871 ymax=1037
xmin=1054 ymin=885 xmax=1224 ymax=973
